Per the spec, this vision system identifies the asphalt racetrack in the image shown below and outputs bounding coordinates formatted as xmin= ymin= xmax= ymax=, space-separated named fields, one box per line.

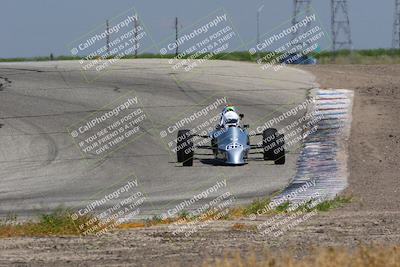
xmin=0 ymin=59 xmax=316 ymax=219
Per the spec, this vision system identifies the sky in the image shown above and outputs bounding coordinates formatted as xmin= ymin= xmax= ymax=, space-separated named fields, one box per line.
xmin=0 ymin=0 xmax=395 ymax=58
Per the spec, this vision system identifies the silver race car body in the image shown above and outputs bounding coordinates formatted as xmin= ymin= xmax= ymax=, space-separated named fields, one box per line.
xmin=176 ymin=108 xmax=285 ymax=166
xmin=210 ymin=126 xmax=250 ymax=165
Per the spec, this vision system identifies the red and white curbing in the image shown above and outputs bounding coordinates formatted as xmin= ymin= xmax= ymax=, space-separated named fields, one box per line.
xmin=272 ymin=89 xmax=354 ymax=205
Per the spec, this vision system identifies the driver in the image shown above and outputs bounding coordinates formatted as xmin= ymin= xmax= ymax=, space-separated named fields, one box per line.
xmin=219 ymin=105 xmax=240 ymax=128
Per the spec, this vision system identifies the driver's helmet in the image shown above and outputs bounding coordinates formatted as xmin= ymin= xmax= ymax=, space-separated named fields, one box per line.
xmin=223 ymin=105 xmax=236 ymax=114
xmin=223 ymin=111 xmax=239 ymax=127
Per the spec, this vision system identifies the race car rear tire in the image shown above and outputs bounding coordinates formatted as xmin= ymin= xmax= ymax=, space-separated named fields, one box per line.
xmin=263 ymin=128 xmax=285 ymax=164
xmin=177 ymin=130 xmax=194 ymax=166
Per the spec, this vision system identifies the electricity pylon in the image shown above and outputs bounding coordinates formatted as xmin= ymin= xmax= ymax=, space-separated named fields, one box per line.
xmin=331 ymin=0 xmax=352 ymax=52
xmin=392 ymin=0 xmax=400 ymax=48
xmin=292 ymin=0 xmax=313 ymax=43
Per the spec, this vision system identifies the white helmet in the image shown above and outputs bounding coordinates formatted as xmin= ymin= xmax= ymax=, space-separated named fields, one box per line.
xmin=223 ymin=111 xmax=239 ymax=127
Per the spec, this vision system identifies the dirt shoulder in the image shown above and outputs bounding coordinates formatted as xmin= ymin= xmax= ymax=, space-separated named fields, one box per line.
xmin=1 ymin=64 xmax=399 ymax=267
xmin=303 ymin=64 xmax=400 ymax=212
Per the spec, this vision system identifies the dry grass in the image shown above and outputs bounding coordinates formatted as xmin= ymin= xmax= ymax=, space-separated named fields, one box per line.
xmin=0 ymin=209 xmax=93 ymax=237
xmin=0 ymin=196 xmax=351 ymax=237
xmin=202 ymin=246 xmax=400 ymax=267
xmin=231 ymin=223 xmax=257 ymax=232
xmin=231 ymin=223 xmax=247 ymax=230
xmin=117 ymin=222 xmax=146 ymax=229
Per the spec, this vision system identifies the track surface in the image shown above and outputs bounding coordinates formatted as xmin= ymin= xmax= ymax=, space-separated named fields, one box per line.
xmin=0 ymin=59 xmax=315 ymax=218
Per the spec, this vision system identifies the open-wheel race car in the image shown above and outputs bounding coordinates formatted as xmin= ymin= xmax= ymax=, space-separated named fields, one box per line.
xmin=176 ymin=106 xmax=285 ymax=166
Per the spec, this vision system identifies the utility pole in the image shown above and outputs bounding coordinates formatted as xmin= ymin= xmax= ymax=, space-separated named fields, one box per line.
xmin=256 ymin=5 xmax=264 ymax=60
xmin=392 ymin=0 xmax=400 ymax=48
xmin=106 ymin=20 xmax=110 ymax=57
xmin=331 ymin=0 xmax=352 ymax=53
xmin=175 ymin=17 xmax=179 ymax=56
xmin=134 ymin=14 xmax=139 ymax=58
xmin=292 ymin=0 xmax=312 ymax=45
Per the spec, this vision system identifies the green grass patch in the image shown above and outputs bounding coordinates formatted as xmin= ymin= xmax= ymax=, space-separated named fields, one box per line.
xmin=275 ymin=201 xmax=291 ymax=212
xmin=294 ymin=196 xmax=353 ymax=212
xmin=242 ymin=197 xmax=272 ymax=216
xmin=313 ymin=196 xmax=352 ymax=212
xmin=178 ymin=210 xmax=190 ymax=220
xmin=240 ymin=195 xmax=352 ymax=218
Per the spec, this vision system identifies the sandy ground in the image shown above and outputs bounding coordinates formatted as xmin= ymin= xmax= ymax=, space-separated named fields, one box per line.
xmin=1 ymin=64 xmax=399 ymax=267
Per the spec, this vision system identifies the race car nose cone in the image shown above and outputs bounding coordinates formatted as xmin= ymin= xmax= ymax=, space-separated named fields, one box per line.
xmin=225 ymin=148 xmax=245 ymax=165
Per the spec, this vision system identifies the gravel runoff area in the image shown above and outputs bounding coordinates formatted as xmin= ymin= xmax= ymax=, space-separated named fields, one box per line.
xmin=1 ymin=64 xmax=399 ymax=267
